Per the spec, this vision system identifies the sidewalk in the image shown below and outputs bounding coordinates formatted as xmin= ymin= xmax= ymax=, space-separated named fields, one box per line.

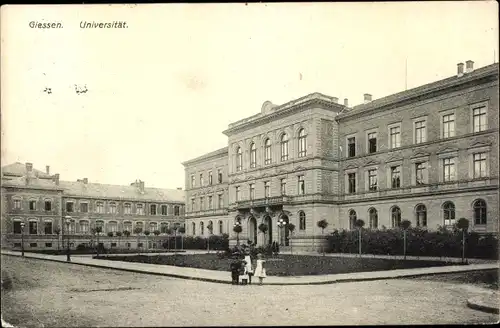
xmin=2 ymin=250 xmax=498 ymax=286
xmin=467 ymin=290 xmax=500 ymax=314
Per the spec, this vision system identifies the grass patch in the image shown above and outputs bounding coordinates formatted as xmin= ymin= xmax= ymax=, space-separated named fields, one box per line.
xmin=406 ymin=269 xmax=499 ymax=290
xmin=95 ymin=254 xmax=459 ymax=276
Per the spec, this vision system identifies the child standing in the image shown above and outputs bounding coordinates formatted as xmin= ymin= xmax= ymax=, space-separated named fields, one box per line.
xmin=243 ymin=250 xmax=253 ymax=285
xmin=253 ymin=253 xmax=267 ymax=285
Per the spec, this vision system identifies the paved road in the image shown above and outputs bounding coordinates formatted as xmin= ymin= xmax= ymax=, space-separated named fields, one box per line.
xmin=2 ymin=256 xmax=497 ymax=327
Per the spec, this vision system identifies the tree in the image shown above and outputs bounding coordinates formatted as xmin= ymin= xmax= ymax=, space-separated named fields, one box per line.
xmin=457 ymin=218 xmax=469 ymax=264
xmin=178 ymin=226 xmax=186 ymax=250
xmin=317 ymin=219 xmax=329 ymax=255
xmin=258 ymin=223 xmax=269 ymax=246
xmin=54 ymin=227 xmax=61 ymax=251
xmin=206 ymin=222 xmax=214 ymax=252
xmin=233 ymin=224 xmax=242 ymax=246
xmin=354 ymin=219 xmax=365 ymax=257
xmin=400 ymin=220 xmax=411 ymax=260
xmin=123 ymin=230 xmax=131 ymax=250
xmin=287 ymin=223 xmax=296 ymax=254
xmin=134 ymin=227 xmax=142 ymax=255
xmin=116 ymin=231 xmax=123 ymax=250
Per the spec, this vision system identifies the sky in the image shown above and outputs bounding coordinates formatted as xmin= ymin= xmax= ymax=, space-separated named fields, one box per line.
xmin=1 ymin=2 xmax=498 ymax=189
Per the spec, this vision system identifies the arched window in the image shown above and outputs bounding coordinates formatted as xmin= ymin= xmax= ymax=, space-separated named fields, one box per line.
xmin=299 ymin=211 xmax=306 ymax=230
xmin=298 ymin=129 xmax=307 ymax=157
xmin=443 ymin=201 xmax=455 ymax=226
xmin=281 ymin=134 xmax=289 ymax=161
xmin=415 ymin=204 xmax=427 ymax=227
xmin=264 ymin=139 xmax=272 ymax=165
xmin=207 ymin=220 xmax=213 ymax=234
xmin=218 ymin=220 xmax=223 ymax=234
xmin=123 ymin=221 xmax=132 ymax=232
xmin=473 ymin=199 xmax=487 ymax=225
xmin=149 ymin=222 xmax=158 ymax=233
xmin=250 ymin=143 xmax=257 ymax=168
xmin=200 ymin=221 xmax=205 ymax=235
xmin=236 ymin=147 xmax=243 ymax=171
xmin=134 ymin=222 xmax=143 ymax=233
xmin=191 ymin=222 xmax=196 ymax=236
xmin=349 ymin=210 xmax=357 ymax=230
xmin=80 ymin=220 xmax=90 ymax=234
xmin=109 ymin=202 xmax=117 ymax=214
xmin=391 ymin=206 xmax=401 ymax=228
xmin=369 ymin=208 xmax=378 ymax=229
xmin=108 ymin=221 xmax=118 ymax=233
xmin=174 ymin=205 xmax=180 ymax=216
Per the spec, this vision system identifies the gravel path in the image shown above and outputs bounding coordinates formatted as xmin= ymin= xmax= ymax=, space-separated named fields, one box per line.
xmin=2 ymin=256 xmax=498 ymax=327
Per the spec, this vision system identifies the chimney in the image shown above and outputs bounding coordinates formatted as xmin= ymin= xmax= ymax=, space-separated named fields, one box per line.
xmin=457 ymin=62 xmax=464 ymax=77
xmin=46 ymin=165 xmax=50 ymax=175
xmin=83 ymin=178 xmax=88 ymax=184
xmin=26 ymin=163 xmax=33 ymax=172
xmin=54 ymin=173 xmax=60 ymax=186
xmin=465 ymin=60 xmax=474 ymax=73
xmin=364 ymin=94 xmax=372 ymax=104
xmin=332 ymin=97 xmax=339 ymax=104
xmin=344 ymin=98 xmax=349 ymax=107
xmin=139 ymin=180 xmax=145 ymax=193
xmin=177 ymin=187 xmax=182 ymax=190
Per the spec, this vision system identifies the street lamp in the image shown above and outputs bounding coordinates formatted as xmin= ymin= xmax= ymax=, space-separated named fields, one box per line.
xmin=233 ymin=221 xmax=241 ymax=246
xmin=277 ymin=218 xmax=287 ymax=246
xmin=65 ymin=216 xmax=72 ymax=262
xmin=20 ymin=222 xmax=25 ymax=257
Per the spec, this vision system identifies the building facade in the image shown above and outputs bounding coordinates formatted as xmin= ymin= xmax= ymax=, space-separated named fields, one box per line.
xmin=1 ymin=162 xmax=185 ymax=250
xmin=183 ymin=61 xmax=499 ymax=251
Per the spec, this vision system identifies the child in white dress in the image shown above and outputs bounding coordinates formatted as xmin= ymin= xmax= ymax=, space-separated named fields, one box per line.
xmin=253 ymin=253 xmax=267 ymax=285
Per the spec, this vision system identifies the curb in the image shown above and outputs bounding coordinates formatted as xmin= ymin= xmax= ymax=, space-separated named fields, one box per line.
xmin=467 ymin=296 xmax=500 ymax=314
xmin=3 ymin=253 xmax=497 ymax=286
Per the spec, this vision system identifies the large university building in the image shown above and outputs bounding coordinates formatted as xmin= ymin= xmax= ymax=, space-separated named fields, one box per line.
xmin=183 ymin=61 xmax=499 ymax=251
xmin=1 ymin=162 xmax=185 ymax=250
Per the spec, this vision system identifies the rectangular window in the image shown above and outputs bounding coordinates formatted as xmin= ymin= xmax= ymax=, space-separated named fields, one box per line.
xmin=473 ymin=106 xmax=487 ymax=132
xmin=347 ymin=137 xmax=356 ymax=157
xmin=199 ymin=197 xmax=204 ymax=211
xmin=442 ymin=114 xmax=455 ymax=138
xmin=218 ymin=194 xmax=223 ymax=209
xmin=414 ymin=120 xmax=426 ymax=144
xmin=390 ymin=126 xmax=401 ymax=149
xmin=209 ymin=171 xmax=213 ymax=185
xmin=348 ymin=173 xmax=356 ymax=193
xmin=249 ymin=184 xmax=255 ymax=200
xmin=44 ymin=221 xmax=52 ymax=234
xmin=368 ymin=132 xmax=377 ymax=153
xmin=29 ymin=221 xmax=38 ymax=235
xmin=44 ymin=201 xmax=52 ymax=211
xmin=368 ymin=169 xmax=378 ymax=191
xmin=66 ymin=202 xmax=74 ymax=212
xmin=138 ymin=243 xmax=143 ymax=248
xmin=191 ymin=175 xmax=195 ymax=188
xmin=264 ymin=181 xmax=270 ymax=198
xmin=96 ymin=202 xmax=104 ymax=213
xmin=150 ymin=204 xmax=157 ymax=215
xmin=280 ymin=178 xmax=287 ymax=195
xmin=161 ymin=205 xmax=168 ymax=215
xmin=30 ymin=243 xmax=37 ymax=248
xmin=199 ymin=174 xmax=204 ymax=187
xmin=80 ymin=221 xmax=89 ymax=233
xmin=136 ymin=204 xmax=144 ymax=215
xmin=13 ymin=199 xmax=21 ymax=209
xmin=191 ymin=199 xmax=195 ymax=211
xmin=235 ymin=187 xmax=241 ymax=201
xmin=208 ymin=196 xmax=213 ymax=209
xmin=443 ymin=158 xmax=455 ymax=182
xmin=298 ymin=176 xmax=305 ymax=195
xmin=174 ymin=206 xmax=180 ymax=216
xmin=29 ymin=200 xmax=37 ymax=211
xmin=391 ymin=166 xmax=401 ymax=188
xmin=218 ymin=169 xmax=223 ymax=183
xmin=80 ymin=203 xmax=88 ymax=213
xmin=473 ymin=153 xmax=487 ymax=178
xmin=415 ymin=162 xmax=426 ymax=185
xmin=124 ymin=203 xmax=131 ymax=214
xmin=45 ymin=243 xmax=52 ymax=248
xmin=13 ymin=221 xmax=22 ymax=234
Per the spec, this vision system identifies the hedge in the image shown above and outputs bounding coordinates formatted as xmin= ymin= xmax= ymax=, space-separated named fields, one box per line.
xmin=326 ymin=227 xmax=498 ymax=259
xmin=161 ymin=234 xmax=229 ymax=251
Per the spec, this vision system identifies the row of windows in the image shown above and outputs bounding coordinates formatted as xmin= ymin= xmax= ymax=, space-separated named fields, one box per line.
xmin=191 ymin=169 xmax=224 ymax=189
xmin=11 ymin=220 xmax=185 ymax=235
xmin=234 ymin=176 xmax=305 ymax=202
xmin=346 ymin=199 xmax=488 ymax=230
xmin=12 ymin=198 xmax=182 ymax=216
xmin=346 ymin=152 xmax=489 ymax=194
xmin=235 ymin=129 xmax=307 ymax=172
xmin=190 ymin=211 xmax=308 ymax=236
xmin=190 ymin=194 xmax=225 ymax=212
xmin=345 ymin=103 xmax=488 ymax=158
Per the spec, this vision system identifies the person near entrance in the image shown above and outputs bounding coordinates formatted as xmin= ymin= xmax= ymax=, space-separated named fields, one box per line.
xmin=230 ymin=253 xmax=242 ymax=285
xmin=243 ymin=248 xmax=253 ymax=285
xmin=253 ymin=253 xmax=267 ymax=285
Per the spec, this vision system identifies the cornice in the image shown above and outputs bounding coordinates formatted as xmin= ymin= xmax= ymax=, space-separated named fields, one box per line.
xmin=182 ymin=147 xmax=229 ymax=167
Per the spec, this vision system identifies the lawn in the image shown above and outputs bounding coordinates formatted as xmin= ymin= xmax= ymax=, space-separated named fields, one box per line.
xmin=94 ymin=253 xmax=459 ymax=276
xmin=405 ymin=269 xmax=499 ymax=290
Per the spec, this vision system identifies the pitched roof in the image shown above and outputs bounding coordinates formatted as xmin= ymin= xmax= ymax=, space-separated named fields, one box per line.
xmin=1 ymin=162 xmax=51 ymax=178
xmin=1 ymin=176 xmax=62 ymax=191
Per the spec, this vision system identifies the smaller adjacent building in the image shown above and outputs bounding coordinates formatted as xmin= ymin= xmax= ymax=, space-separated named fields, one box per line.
xmin=1 ymin=162 xmax=185 ymax=250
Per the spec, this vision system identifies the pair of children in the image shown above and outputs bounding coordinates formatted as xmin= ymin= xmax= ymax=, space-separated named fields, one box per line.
xmin=230 ymin=252 xmax=266 ymax=285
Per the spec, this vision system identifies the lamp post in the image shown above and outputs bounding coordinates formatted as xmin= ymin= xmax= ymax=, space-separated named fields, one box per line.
xmin=20 ymin=222 xmax=25 ymax=257
xmin=65 ymin=216 xmax=72 ymax=262
xmin=277 ymin=218 xmax=287 ymax=246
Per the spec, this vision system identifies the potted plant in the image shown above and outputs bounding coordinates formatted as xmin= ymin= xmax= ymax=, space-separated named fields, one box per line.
xmin=317 ymin=219 xmax=329 ymax=255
